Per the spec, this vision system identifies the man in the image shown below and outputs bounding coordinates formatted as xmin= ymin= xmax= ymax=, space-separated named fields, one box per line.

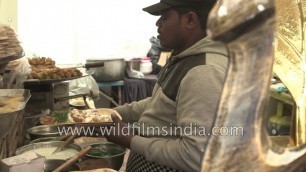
xmin=105 ymin=0 xmax=228 ymax=171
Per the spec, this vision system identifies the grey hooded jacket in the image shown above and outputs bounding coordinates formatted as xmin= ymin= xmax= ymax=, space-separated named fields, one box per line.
xmin=114 ymin=36 xmax=228 ymax=172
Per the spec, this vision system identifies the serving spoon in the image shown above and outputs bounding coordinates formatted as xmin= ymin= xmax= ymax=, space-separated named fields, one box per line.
xmin=53 ymin=146 xmax=92 ymax=172
xmin=50 ymin=133 xmax=77 ymax=155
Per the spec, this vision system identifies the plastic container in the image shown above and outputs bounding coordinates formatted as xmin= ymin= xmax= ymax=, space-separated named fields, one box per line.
xmin=139 ymin=57 xmax=152 ymax=75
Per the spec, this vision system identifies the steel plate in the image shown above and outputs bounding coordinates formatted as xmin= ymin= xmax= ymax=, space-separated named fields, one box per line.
xmin=24 ymin=69 xmax=94 ymax=85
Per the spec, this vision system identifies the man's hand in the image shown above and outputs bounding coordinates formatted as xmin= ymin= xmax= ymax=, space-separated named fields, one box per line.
xmin=104 ymin=113 xmax=134 ymax=149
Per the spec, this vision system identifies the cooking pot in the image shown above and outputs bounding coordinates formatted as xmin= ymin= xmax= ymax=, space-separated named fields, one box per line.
xmin=15 ymin=141 xmax=82 ymax=160
xmin=44 ymin=159 xmax=80 ymax=172
xmin=86 ymin=59 xmax=125 ymax=82
xmin=30 ymin=137 xmax=60 ymax=144
xmin=80 ymin=142 xmax=126 ymax=171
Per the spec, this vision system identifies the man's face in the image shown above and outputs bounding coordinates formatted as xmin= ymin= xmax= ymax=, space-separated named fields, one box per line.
xmin=156 ymin=9 xmax=186 ymax=50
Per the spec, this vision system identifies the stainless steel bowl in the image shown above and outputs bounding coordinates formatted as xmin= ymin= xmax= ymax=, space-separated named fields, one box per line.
xmin=15 ymin=141 xmax=82 ymax=160
xmin=30 ymin=137 xmax=60 ymax=144
xmin=82 ymin=142 xmax=126 ymax=171
xmin=44 ymin=159 xmax=80 ymax=172
xmin=27 ymin=124 xmax=73 ymax=140
xmin=87 ymin=59 xmax=125 ymax=82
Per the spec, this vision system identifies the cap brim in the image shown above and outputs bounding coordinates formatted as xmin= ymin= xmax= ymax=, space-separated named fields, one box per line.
xmin=142 ymin=2 xmax=172 ymax=16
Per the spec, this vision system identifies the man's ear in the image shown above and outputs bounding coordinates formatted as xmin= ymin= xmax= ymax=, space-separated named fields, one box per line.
xmin=184 ymin=12 xmax=199 ymax=29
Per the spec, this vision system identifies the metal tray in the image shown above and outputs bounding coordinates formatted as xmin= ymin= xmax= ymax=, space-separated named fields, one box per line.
xmin=72 ymin=122 xmax=115 ymax=137
xmin=24 ymin=69 xmax=94 ymax=85
xmin=51 ymin=122 xmax=115 ymax=128
xmin=0 ymin=89 xmax=31 ymax=139
xmin=28 ymin=123 xmax=114 ymax=140
xmin=0 ymin=89 xmax=31 ymax=114
xmin=73 ymin=122 xmax=114 ymax=127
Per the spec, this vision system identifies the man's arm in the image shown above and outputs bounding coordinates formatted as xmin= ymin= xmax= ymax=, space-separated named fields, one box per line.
xmin=114 ymin=97 xmax=151 ymax=123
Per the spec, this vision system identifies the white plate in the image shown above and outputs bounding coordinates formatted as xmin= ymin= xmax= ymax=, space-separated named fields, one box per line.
xmin=69 ymin=97 xmax=95 ymax=109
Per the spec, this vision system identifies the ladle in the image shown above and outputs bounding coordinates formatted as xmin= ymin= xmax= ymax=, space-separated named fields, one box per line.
xmin=52 ymin=146 xmax=92 ymax=172
xmin=50 ymin=133 xmax=76 ymax=155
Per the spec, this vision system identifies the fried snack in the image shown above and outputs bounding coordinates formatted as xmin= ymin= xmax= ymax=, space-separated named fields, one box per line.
xmin=0 ymin=96 xmax=25 ymax=114
xmin=27 ymin=57 xmax=82 ymax=80
xmin=67 ymin=108 xmax=121 ymax=123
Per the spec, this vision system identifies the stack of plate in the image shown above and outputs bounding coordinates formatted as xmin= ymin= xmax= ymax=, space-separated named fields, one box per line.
xmin=0 ymin=24 xmax=23 ymax=59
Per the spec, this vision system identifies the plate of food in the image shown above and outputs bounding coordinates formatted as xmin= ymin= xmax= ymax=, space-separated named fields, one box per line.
xmin=25 ymin=57 xmax=95 ymax=84
xmin=39 ymin=108 xmax=121 ymax=126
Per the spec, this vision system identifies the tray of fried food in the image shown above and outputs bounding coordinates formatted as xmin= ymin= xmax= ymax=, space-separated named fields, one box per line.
xmin=68 ymin=108 xmax=121 ymax=127
xmin=25 ymin=57 xmax=88 ymax=84
xmin=40 ymin=108 xmax=121 ymax=127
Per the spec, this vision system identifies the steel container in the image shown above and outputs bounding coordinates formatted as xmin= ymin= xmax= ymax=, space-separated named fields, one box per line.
xmin=0 ymin=89 xmax=31 ymax=139
xmin=44 ymin=159 xmax=80 ymax=172
xmin=15 ymin=141 xmax=82 ymax=158
xmin=81 ymin=142 xmax=126 ymax=171
xmin=27 ymin=124 xmax=73 ymax=141
xmin=86 ymin=59 xmax=125 ymax=82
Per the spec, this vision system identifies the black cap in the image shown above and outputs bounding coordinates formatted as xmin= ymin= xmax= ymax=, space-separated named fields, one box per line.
xmin=143 ymin=0 xmax=216 ymax=15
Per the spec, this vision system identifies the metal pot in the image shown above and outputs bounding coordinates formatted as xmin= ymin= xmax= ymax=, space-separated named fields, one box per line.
xmin=44 ymin=159 xmax=80 ymax=172
xmin=15 ymin=141 xmax=82 ymax=160
xmin=86 ymin=59 xmax=125 ymax=82
xmin=30 ymin=137 xmax=60 ymax=144
xmin=80 ymin=142 xmax=126 ymax=171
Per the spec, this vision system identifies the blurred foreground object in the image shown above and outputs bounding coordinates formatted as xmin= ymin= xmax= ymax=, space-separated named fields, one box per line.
xmin=201 ymin=0 xmax=306 ymax=171
xmin=273 ymin=0 xmax=306 ymax=146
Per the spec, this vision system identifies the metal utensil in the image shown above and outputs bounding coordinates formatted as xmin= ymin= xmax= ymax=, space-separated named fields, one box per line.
xmin=27 ymin=124 xmax=74 ymax=141
xmin=44 ymin=159 xmax=80 ymax=171
xmin=53 ymin=133 xmax=72 ymax=141
xmin=83 ymin=142 xmax=127 ymax=170
xmin=24 ymin=69 xmax=95 ymax=85
xmin=58 ymin=61 xmax=105 ymax=70
xmin=50 ymin=133 xmax=77 ymax=155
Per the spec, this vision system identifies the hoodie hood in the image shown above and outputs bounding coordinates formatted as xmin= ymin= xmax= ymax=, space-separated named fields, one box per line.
xmin=172 ymin=36 xmax=228 ymax=59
